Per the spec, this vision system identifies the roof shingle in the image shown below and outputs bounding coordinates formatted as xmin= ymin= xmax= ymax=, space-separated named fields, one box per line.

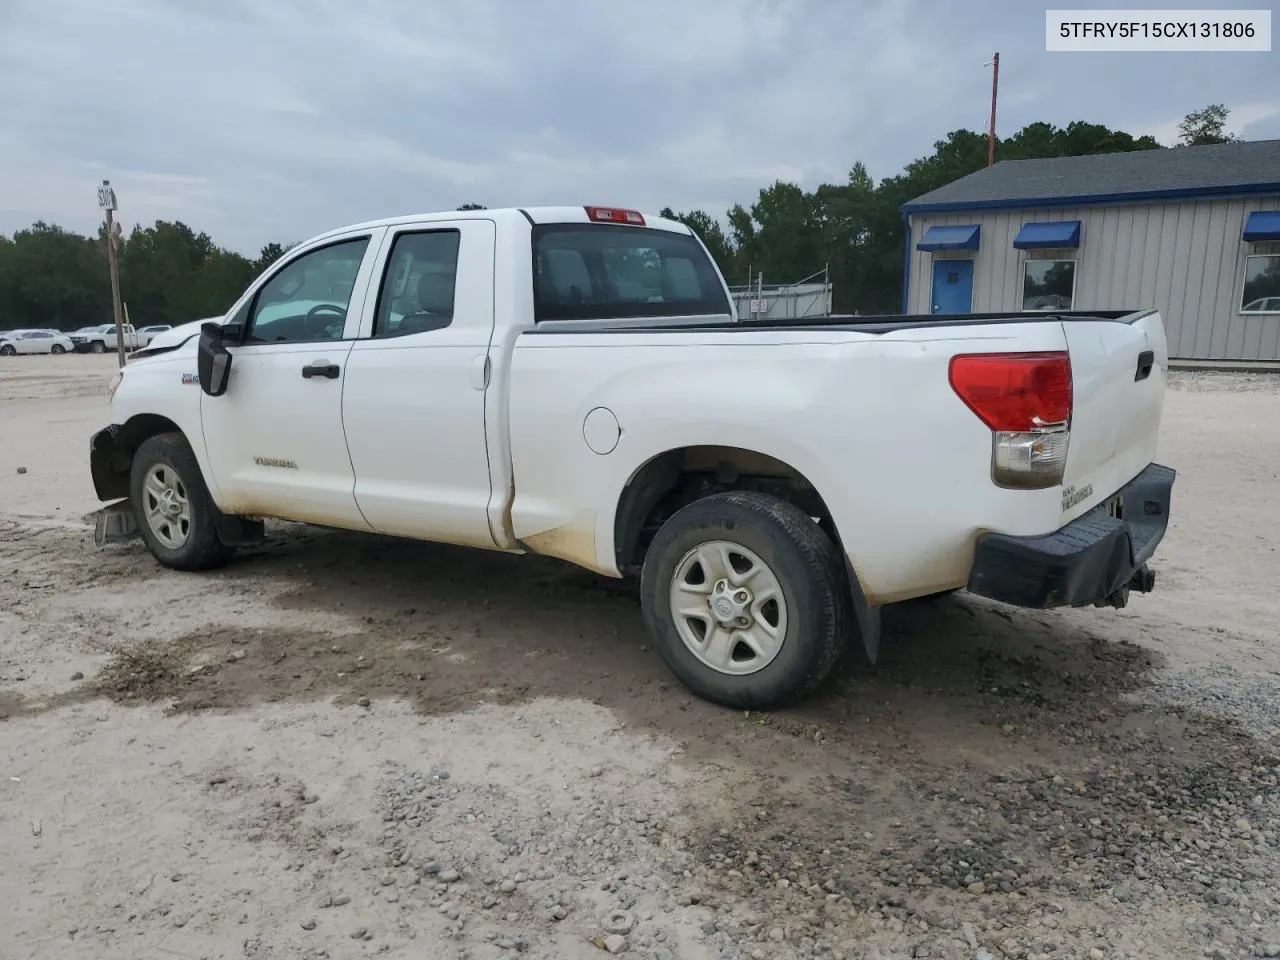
xmin=903 ymin=139 xmax=1280 ymax=212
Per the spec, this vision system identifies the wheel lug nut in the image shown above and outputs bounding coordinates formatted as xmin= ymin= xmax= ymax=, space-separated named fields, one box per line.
xmin=735 ymin=591 xmax=749 ymax=603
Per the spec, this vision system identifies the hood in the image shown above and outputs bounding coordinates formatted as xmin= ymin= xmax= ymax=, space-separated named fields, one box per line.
xmin=138 ymin=316 xmax=222 ymax=352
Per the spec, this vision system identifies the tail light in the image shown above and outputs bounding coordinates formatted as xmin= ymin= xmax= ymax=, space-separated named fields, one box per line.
xmin=585 ymin=206 xmax=645 ymax=226
xmin=949 ymin=351 xmax=1072 ymax=489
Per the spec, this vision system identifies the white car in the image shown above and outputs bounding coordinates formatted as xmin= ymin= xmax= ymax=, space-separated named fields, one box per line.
xmin=87 ymin=205 xmax=1176 ymax=709
xmin=0 ymin=329 xmax=75 ymax=355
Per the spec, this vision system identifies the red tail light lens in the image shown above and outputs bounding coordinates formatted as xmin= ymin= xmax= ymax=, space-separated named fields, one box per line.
xmin=948 ymin=352 xmax=1072 ymax=431
xmin=585 ymin=206 xmax=645 ymax=226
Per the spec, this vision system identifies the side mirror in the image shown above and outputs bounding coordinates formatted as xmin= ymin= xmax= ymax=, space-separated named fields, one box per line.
xmin=197 ymin=322 xmax=233 ymax=397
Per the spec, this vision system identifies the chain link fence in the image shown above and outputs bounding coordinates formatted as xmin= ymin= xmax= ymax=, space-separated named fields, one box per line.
xmin=728 ymin=268 xmax=833 ymax=321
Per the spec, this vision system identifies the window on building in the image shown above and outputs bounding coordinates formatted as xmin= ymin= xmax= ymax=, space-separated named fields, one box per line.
xmin=1241 ymin=255 xmax=1280 ymax=314
xmin=1022 ymin=260 xmax=1076 ymax=312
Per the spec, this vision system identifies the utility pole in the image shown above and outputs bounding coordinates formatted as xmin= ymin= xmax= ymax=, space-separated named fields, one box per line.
xmin=98 ymin=180 xmax=127 ymax=368
xmin=986 ymin=52 xmax=1000 ymax=167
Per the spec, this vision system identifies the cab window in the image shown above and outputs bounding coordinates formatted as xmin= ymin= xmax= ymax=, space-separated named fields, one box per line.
xmin=246 ymin=238 xmax=370 ymax=343
xmin=531 ymin=223 xmax=729 ymax=322
xmin=373 ymin=231 xmax=461 ymax=338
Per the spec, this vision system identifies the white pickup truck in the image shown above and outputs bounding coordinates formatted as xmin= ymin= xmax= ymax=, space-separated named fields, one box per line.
xmin=88 ymin=206 xmax=1176 ymax=709
xmin=71 ymin=323 xmax=142 ymax=353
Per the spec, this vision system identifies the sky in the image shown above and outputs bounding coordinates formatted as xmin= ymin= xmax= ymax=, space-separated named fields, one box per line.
xmin=0 ymin=0 xmax=1276 ymax=254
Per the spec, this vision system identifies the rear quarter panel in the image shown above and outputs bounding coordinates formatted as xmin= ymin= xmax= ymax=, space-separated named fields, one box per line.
xmin=508 ymin=322 xmax=1075 ymax=602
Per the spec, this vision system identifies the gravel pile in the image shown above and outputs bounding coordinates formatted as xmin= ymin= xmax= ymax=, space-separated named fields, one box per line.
xmin=283 ymin=728 xmax=1277 ymax=960
xmin=364 ymin=759 xmax=702 ymax=959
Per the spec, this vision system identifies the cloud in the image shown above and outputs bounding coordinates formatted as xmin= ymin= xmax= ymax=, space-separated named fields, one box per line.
xmin=0 ymin=0 xmax=1275 ymax=253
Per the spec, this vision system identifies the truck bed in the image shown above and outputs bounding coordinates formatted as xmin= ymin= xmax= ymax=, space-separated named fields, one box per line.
xmin=524 ymin=309 xmax=1154 ymax=336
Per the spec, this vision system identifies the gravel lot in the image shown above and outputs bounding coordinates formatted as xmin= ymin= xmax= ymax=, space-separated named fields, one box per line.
xmin=2 ymin=353 xmax=1280 ymax=960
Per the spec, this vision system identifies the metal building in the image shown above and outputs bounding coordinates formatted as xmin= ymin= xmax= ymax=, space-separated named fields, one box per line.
xmin=901 ymin=139 xmax=1280 ymax=361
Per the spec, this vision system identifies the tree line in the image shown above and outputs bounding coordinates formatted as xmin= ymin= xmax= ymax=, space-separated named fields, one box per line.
xmin=0 ymin=105 xmax=1236 ymax=329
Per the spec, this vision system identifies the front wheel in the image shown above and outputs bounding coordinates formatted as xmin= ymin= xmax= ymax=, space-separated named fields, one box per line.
xmin=640 ymin=491 xmax=852 ymax=710
xmin=90 ymin=341 xmax=106 ymax=354
xmin=0 ymin=344 xmax=15 ymax=356
xmin=50 ymin=343 xmax=65 ymax=354
xmin=130 ymin=432 xmax=236 ymax=571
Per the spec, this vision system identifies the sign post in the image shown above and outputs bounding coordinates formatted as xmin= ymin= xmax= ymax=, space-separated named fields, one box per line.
xmin=99 ymin=180 xmax=127 ymax=368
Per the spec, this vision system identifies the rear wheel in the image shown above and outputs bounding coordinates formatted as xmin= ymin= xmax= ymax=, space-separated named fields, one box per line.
xmin=50 ymin=343 xmax=65 ymax=354
xmin=130 ymin=433 xmax=235 ymax=571
xmin=640 ymin=491 xmax=852 ymax=709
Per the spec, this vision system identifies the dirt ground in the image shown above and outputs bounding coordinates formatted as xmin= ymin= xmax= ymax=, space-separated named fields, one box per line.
xmin=2 ymin=353 xmax=1280 ymax=960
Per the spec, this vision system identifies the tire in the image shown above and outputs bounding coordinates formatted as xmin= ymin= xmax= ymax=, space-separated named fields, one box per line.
xmin=640 ymin=491 xmax=852 ymax=710
xmin=91 ymin=341 xmax=106 ymax=354
xmin=130 ymin=432 xmax=236 ymax=571
xmin=51 ymin=343 xmax=65 ymax=354
xmin=0 ymin=345 xmax=14 ymax=356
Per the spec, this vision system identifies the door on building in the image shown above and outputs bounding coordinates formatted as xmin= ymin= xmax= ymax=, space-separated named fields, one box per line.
xmin=931 ymin=259 xmax=974 ymax=315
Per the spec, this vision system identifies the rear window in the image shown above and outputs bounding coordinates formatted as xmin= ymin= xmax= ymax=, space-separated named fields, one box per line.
xmin=532 ymin=223 xmax=730 ymax=322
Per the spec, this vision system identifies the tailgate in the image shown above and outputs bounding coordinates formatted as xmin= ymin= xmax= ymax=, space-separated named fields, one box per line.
xmin=1059 ymin=311 xmax=1166 ymax=521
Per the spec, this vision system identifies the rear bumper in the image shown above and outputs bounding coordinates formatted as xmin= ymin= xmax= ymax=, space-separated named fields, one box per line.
xmin=966 ymin=462 xmax=1176 ymax=609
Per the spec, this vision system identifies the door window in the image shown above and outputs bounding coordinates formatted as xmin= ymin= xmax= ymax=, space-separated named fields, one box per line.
xmin=373 ymin=230 xmax=461 ymax=337
xmin=246 ymin=238 xmax=370 ymax=343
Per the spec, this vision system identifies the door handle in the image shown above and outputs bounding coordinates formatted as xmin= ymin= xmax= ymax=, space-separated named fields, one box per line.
xmin=301 ymin=361 xmax=340 ymax=380
xmin=1134 ymin=350 xmax=1155 ymax=382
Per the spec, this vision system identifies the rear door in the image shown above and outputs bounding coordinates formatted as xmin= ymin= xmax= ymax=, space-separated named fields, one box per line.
xmin=199 ymin=231 xmax=384 ymax=527
xmin=341 ymin=219 xmax=499 ymax=549
xmin=1058 ymin=311 xmax=1167 ymax=521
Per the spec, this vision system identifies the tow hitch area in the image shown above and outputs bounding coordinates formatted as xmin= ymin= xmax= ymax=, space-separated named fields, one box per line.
xmin=1096 ymin=563 xmax=1157 ymax=610
xmin=93 ymin=499 xmax=138 ymax=546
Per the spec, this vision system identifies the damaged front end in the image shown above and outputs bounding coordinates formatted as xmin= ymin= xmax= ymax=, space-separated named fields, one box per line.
xmin=93 ymin=499 xmax=139 ymax=546
xmin=89 ymin=426 xmax=141 ymax=546
xmin=90 ymin=425 xmax=133 ymax=502
xmin=87 ymin=423 xmax=266 ymax=550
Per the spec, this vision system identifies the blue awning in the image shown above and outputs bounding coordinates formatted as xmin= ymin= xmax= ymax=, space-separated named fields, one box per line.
xmin=1013 ymin=220 xmax=1081 ymax=249
xmin=1243 ymin=211 xmax=1280 ymax=242
xmin=916 ymin=224 xmax=980 ymax=252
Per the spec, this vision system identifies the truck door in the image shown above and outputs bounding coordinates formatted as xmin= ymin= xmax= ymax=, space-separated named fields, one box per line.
xmin=341 ymin=219 xmax=499 ymax=549
xmin=199 ymin=231 xmax=385 ymax=528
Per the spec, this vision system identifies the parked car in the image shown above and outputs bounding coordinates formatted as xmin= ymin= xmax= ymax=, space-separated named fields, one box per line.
xmin=70 ymin=324 xmax=113 ymax=353
xmin=70 ymin=323 xmax=141 ymax=353
xmin=0 ymin=329 xmax=75 ymax=355
xmin=86 ymin=205 xmax=1176 ymax=709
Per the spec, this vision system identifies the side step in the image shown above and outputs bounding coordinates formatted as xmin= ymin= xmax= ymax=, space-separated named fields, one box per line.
xmin=93 ymin=499 xmax=138 ymax=546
